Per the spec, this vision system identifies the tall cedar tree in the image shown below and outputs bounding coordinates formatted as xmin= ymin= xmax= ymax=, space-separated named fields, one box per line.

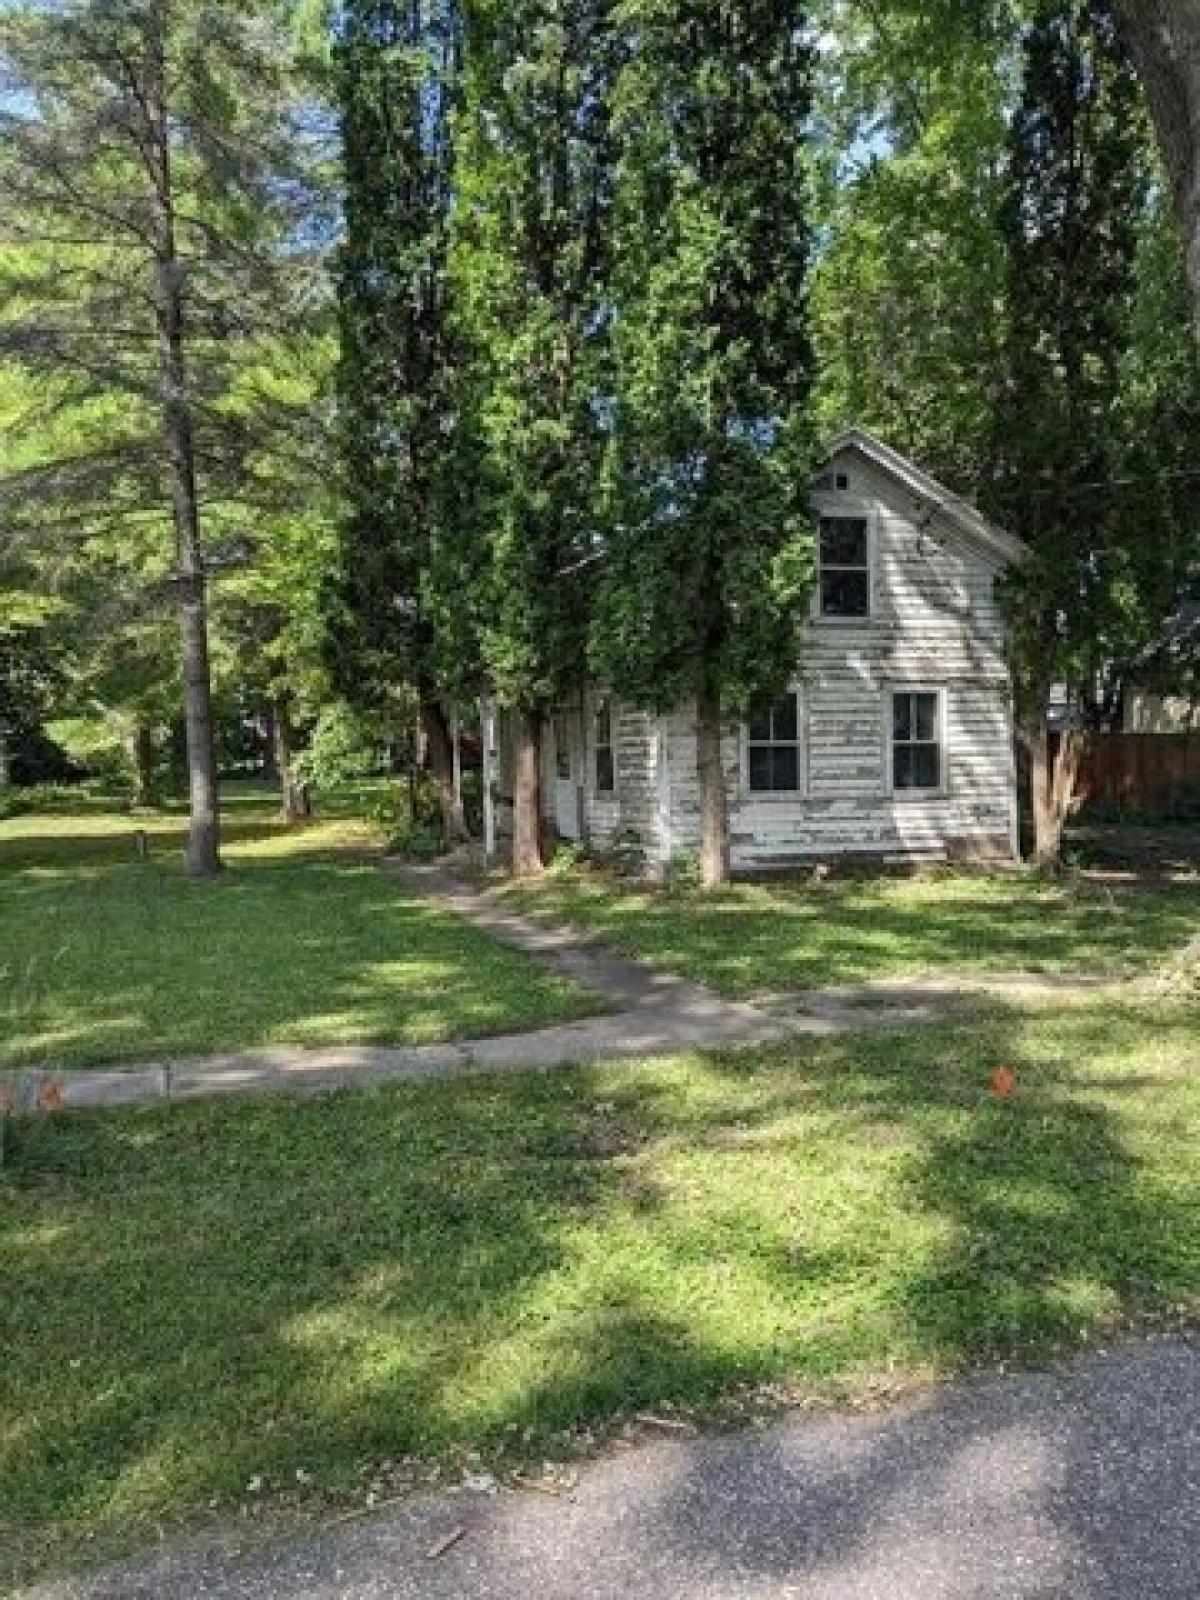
xmin=455 ymin=0 xmax=618 ymax=874
xmin=0 ymin=0 xmax=308 ymax=873
xmin=988 ymin=0 xmax=1144 ymax=869
xmin=331 ymin=0 xmax=479 ymax=841
xmin=592 ymin=2 xmax=816 ymax=885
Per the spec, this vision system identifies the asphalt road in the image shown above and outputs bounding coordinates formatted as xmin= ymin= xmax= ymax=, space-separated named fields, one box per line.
xmin=29 ymin=1339 xmax=1200 ymax=1600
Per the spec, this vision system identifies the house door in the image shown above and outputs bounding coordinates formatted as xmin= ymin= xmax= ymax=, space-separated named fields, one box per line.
xmin=553 ymin=712 xmax=581 ymax=840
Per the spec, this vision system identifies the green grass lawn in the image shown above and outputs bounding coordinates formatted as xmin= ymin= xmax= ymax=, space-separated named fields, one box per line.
xmin=3 ymin=996 xmax=1197 ymax=1584
xmin=497 ymin=862 xmax=1200 ymax=997
xmin=0 ymin=799 xmax=598 ymax=1072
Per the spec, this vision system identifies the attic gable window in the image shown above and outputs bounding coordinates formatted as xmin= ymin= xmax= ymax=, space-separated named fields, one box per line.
xmin=746 ymin=693 xmax=802 ymax=793
xmin=819 ymin=516 xmax=870 ymax=618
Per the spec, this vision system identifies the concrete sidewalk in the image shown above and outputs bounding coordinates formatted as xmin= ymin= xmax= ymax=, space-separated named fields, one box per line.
xmin=2 ymin=862 xmax=1123 ymax=1115
xmin=27 ymin=1338 xmax=1200 ymax=1600
xmin=1 ymin=864 xmax=786 ymax=1113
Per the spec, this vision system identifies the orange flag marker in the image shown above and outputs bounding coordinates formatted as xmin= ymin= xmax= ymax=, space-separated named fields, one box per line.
xmin=990 ymin=1065 xmax=1016 ymax=1100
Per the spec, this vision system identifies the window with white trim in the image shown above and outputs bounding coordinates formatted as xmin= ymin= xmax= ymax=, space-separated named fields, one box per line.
xmin=747 ymin=692 xmax=802 ymax=793
xmin=593 ymin=698 xmax=615 ymax=795
xmin=819 ymin=516 xmax=870 ymax=618
xmin=891 ymin=690 xmax=943 ymax=792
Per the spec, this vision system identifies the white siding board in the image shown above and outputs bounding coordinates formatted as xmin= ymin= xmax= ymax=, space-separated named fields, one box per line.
xmin=654 ymin=453 xmax=1018 ymax=870
xmin=522 ymin=444 xmax=1018 ymax=872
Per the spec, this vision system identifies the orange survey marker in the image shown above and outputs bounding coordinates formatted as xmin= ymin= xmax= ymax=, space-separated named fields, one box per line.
xmin=36 ymin=1079 xmax=67 ymax=1113
xmin=989 ymin=1065 xmax=1016 ymax=1100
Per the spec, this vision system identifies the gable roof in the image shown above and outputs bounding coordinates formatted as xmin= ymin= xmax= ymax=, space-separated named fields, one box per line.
xmin=823 ymin=427 xmax=1029 ymax=569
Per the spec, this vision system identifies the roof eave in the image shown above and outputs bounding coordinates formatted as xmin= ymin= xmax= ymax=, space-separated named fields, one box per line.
xmin=823 ymin=427 xmax=1030 ymax=568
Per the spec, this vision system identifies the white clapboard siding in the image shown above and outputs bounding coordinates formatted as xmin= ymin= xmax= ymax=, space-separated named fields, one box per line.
xmin=533 ymin=436 xmax=1021 ymax=872
xmin=659 ymin=444 xmax=1019 ymax=868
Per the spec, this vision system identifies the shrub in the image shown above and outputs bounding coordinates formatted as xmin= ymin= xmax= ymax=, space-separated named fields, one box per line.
xmin=0 ymin=780 xmax=124 ymax=821
xmin=548 ymin=840 xmax=589 ymax=876
xmin=44 ymin=717 xmax=132 ymax=790
xmin=386 ymin=819 xmax=446 ymax=860
xmin=295 ymin=703 xmax=390 ymax=791
xmin=607 ymin=828 xmax=647 ymax=879
xmin=664 ymin=847 xmax=703 ymax=894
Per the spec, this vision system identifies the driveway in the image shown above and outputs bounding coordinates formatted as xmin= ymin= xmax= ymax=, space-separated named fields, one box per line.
xmin=30 ymin=1338 xmax=1200 ymax=1600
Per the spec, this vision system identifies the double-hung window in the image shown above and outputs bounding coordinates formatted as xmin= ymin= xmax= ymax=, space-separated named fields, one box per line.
xmin=891 ymin=690 xmax=943 ymax=793
xmin=593 ymin=698 xmax=615 ymax=795
xmin=819 ymin=516 xmax=871 ymax=618
xmin=747 ymin=692 xmax=802 ymax=794
xmin=553 ymin=714 xmax=572 ymax=782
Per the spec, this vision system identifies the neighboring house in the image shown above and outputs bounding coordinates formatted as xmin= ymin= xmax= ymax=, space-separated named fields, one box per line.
xmin=492 ymin=429 xmax=1028 ymax=874
xmin=1124 ymin=692 xmax=1200 ymax=734
xmin=1123 ymin=601 xmax=1200 ymax=733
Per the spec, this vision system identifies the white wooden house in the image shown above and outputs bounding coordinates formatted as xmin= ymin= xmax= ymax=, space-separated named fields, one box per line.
xmin=492 ymin=430 xmax=1027 ymax=874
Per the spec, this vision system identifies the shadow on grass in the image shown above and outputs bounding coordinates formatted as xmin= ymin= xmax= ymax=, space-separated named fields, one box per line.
xmin=0 ymin=818 xmax=595 ymax=1072
xmin=3 ymin=997 xmax=1197 ymax=1585
xmin=0 ymin=817 xmax=291 ymax=873
xmin=501 ymin=871 xmax=1200 ymax=994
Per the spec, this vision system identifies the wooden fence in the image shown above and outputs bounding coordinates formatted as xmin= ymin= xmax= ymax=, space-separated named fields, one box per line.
xmin=1077 ymin=732 xmax=1200 ymax=816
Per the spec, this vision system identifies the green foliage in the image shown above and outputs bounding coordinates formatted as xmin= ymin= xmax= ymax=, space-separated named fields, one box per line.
xmin=1155 ymin=932 xmax=1200 ymax=997
xmin=547 ymin=839 xmax=590 ymax=876
xmin=0 ymin=0 xmax=335 ymax=824
xmin=386 ymin=817 xmax=448 ymax=859
xmin=454 ymin=0 xmax=618 ymax=716
xmin=663 ymin=847 xmax=702 ymax=895
xmin=606 ymin=825 xmax=648 ymax=879
xmin=811 ymin=2 xmax=1016 ymax=488
xmin=293 ymin=700 xmax=389 ymax=789
xmin=591 ymin=1 xmax=817 ymax=720
xmin=329 ymin=0 xmax=482 ymax=720
xmin=990 ymin=0 xmax=1152 ymax=725
xmin=43 ymin=717 xmax=134 ymax=790
xmin=0 ymin=781 xmax=114 ymax=822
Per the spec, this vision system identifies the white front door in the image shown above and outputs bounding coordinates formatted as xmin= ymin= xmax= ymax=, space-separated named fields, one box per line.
xmin=553 ymin=713 xmax=580 ymax=839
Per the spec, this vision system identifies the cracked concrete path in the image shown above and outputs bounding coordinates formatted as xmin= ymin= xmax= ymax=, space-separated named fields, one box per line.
xmin=26 ymin=1338 xmax=1200 ymax=1600
xmin=1 ymin=862 xmax=1123 ymax=1114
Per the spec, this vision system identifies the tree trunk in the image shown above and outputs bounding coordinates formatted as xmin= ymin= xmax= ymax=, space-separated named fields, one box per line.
xmin=1116 ymin=0 xmax=1200 ymax=349
xmin=1026 ymin=721 xmax=1086 ymax=873
xmin=421 ymin=698 xmax=469 ymax=843
xmin=261 ymin=706 xmax=280 ymax=783
xmin=1028 ymin=723 xmax=1061 ymax=871
xmin=271 ymin=697 xmax=310 ymax=823
xmin=128 ymin=720 xmax=155 ymax=809
xmin=145 ymin=19 xmax=220 ymax=877
xmin=511 ymin=709 xmax=545 ymax=876
xmin=481 ymin=697 xmax=498 ymax=863
xmin=695 ymin=686 xmax=731 ymax=888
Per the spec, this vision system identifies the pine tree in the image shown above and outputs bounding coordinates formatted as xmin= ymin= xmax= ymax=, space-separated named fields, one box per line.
xmin=330 ymin=0 xmax=481 ymax=842
xmin=0 ymin=0 xmax=313 ymax=873
xmin=592 ymin=1 xmax=817 ymax=885
xmin=453 ymin=0 xmax=619 ymax=874
xmin=989 ymin=0 xmax=1146 ymax=868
